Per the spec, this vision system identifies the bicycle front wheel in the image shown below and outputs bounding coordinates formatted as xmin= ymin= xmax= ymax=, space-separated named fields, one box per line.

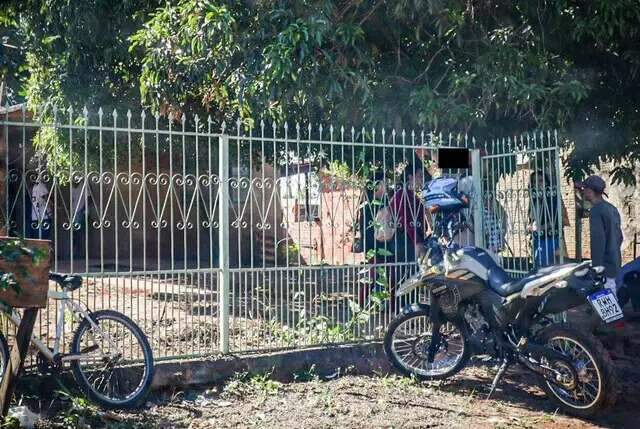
xmin=70 ymin=310 xmax=154 ymax=409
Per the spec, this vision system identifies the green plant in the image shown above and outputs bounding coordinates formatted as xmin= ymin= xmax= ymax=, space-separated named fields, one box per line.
xmin=293 ymin=364 xmax=319 ymax=383
xmin=0 ymin=238 xmax=44 ymax=263
xmin=323 ymin=160 xmax=353 ymax=182
xmin=279 ymin=242 xmax=301 ymax=266
xmin=265 ymin=318 xmax=298 ymax=347
xmin=223 ymin=371 xmax=282 ymax=400
xmin=54 ymin=386 xmax=102 ymax=428
xmin=0 ymin=417 xmax=21 ymax=429
xmin=378 ymin=373 xmax=419 ymax=389
xmin=0 ymin=238 xmax=48 ymax=295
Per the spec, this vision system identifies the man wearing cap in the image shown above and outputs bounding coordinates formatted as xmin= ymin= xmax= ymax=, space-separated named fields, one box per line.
xmin=576 ymin=175 xmax=623 ymax=292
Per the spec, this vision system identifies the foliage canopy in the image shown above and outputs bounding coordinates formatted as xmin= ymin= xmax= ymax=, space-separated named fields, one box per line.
xmin=1 ymin=0 xmax=640 ymax=182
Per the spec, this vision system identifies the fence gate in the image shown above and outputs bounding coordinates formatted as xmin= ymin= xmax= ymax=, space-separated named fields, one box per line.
xmin=477 ymin=132 xmax=563 ymax=275
xmin=2 ymin=102 xmax=562 ymax=360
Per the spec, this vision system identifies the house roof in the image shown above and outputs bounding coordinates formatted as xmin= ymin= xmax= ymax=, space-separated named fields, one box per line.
xmin=0 ymin=103 xmax=31 ymax=120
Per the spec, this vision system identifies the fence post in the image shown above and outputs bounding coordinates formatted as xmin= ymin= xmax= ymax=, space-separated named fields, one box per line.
xmin=471 ymin=149 xmax=484 ymax=248
xmin=218 ymin=134 xmax=230 ymax=354
xmin=554 ymin=133 xmax=564 ymax=264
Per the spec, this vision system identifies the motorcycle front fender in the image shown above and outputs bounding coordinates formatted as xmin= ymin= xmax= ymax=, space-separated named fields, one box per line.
xmin=399 ymin=302 xmax=431 ymax=317
xmin=395 ymin=271 xmax=426 ymax=297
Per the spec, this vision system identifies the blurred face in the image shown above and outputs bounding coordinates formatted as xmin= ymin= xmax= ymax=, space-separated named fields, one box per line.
xmin=374 ymin=180 xmax=385 ymax=198
xmin=412 ymin=171 xmax=425 ymax=190
xmin=582 ymin=187 xmax=597 ymax=203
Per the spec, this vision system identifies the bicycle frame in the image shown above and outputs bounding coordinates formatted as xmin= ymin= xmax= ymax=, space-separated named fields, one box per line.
xmin=0 ymin=289 xmax=115 ymax=363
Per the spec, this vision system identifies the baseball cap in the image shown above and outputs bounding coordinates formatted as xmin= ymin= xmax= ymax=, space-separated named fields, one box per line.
xmin=575 ymin=175 xmax=608 ymax=197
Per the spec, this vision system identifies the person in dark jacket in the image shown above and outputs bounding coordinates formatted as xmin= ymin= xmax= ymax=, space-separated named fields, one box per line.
xmin=576 ymin=175 xmax=623 ymax=292
xmin=357 ymin=170 xmax=388 ymax=305
xmin=528 ymin=170 xmax=570 ymax=268
xmin=359 ymin=170 xmax=387 ymax=258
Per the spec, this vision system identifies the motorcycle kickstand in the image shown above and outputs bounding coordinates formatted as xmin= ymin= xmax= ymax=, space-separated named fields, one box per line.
xmin=487 ymin=358 xmax=509 ymax=400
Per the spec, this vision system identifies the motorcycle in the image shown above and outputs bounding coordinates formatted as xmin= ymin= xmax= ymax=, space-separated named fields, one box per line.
xmin=383 ymin=178 xmax=620 ymax=417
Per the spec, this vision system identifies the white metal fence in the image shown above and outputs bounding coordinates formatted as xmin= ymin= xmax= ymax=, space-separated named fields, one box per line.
xmin=1 ymin=103 xmax=562 ymax=360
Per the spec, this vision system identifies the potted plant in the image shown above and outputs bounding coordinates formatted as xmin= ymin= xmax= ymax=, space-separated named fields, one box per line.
xmin=0 ymin=238 xmax=50 ymax=308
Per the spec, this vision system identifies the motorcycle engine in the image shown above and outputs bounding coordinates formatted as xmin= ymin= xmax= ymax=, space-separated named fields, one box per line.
xmin=463 ymin=305 xmax=497 ymax=356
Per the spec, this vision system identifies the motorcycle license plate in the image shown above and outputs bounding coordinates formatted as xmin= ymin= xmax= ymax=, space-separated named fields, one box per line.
xmin=587 ymin=289 xmax=623 ymax=323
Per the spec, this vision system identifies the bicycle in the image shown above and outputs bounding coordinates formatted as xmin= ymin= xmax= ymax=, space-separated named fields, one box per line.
xmin=0 ymin=272 xmax=154 ymax=409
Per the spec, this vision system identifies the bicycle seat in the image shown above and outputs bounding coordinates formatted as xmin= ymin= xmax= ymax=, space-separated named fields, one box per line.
xmin=49 ymin=272 xmax=83 ymax=291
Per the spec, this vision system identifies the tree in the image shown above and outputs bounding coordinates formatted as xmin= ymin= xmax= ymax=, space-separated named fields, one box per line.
xmin=2 ymin=1 xmax=640 ymax=182
xmin=0 ymin=7 xmax=25 ymax=104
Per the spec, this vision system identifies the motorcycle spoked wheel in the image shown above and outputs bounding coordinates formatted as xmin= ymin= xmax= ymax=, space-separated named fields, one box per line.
xmin=535 ymin=324 xmax=618 ymax=417
xmin=384 ymin=304 xmax=470 ymax=380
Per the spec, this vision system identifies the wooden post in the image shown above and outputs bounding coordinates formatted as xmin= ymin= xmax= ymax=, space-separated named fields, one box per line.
xmin=0 ymin=308 xmax=39 ymax=415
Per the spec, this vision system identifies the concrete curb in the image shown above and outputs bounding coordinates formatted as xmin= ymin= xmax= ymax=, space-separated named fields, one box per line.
xmin=151 ymin=341 xmax=393 ymax=389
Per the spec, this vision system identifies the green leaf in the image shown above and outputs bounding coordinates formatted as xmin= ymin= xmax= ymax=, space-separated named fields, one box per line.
xmin=376 ymin=248 xmax=393 ymax=257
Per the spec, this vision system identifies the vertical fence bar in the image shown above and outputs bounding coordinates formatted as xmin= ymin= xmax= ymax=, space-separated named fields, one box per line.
xmin=471 ymin=149 xmax=484 ymax=248
xmin=554 ymin=131 xmax=564 ymax=264
xmin=2 ymin=102 xmax=9 ymax=235
xmin=218 ymin=134 xmax=230 ymax=353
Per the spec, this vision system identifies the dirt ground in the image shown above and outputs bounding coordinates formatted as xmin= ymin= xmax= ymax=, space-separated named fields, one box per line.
xmin=21 ymin=353 xmax=640 ymax=429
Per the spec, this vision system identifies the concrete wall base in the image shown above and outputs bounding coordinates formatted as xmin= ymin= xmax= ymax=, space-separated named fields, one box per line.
xmin=151 ymin=342 xmax=392 ymax=390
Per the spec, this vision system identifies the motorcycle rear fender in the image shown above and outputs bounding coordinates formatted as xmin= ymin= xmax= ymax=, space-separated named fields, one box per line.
xmin=539 ymin=271 xmax=604 ymax=315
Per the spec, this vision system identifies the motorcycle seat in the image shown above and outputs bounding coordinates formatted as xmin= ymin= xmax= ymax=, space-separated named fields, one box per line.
xmin=487 ymin=266 xmax=547 ymax=297
xmin=460 ymin=247 xmax=575 ymax=298
xmin=487 ymin=264 xmax=578 ymax=297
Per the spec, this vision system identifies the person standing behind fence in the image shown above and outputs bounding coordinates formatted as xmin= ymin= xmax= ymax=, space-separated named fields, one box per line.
xmin=528 ymin=170 xmax=569 ymax=268
xmin=355 ymin=170 xmax=388 ymax=305
xmin=390 ymin=156 xmax=428 ymax=263
xmin=576 ymin=175 xmax=623 ymax=292
xmin=29 ymin=179 xmax=52 ymax=240
xmin=375 ymin=155 xmax=428 ymax=309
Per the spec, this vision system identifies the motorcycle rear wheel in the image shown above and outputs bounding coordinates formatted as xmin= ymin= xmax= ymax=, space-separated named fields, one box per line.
xmin=384 ymin=304 xmax=470 ymax=380
xmin=536 ymin=324 xmax=617 ymax=417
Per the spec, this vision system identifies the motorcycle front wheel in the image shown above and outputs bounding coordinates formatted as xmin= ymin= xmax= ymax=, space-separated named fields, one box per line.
xmin=384 ymin=304 xmax=470 ymax=380
xmin=536 ymin=324 xmax=617 ymax=417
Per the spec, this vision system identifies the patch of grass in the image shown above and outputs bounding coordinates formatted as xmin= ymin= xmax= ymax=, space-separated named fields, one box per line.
xmin=223 ymin=371 xmax=282 ymax=399
xmin=318 ymin=385 xmax=335 ymax=411
xmin=293 ymin=364 xmax=319 ymax=382
xmin=48 ymin=384 xmax=148 ymax=429
xmin=54 ymin=388 xmax=102 ymax=428
xmin=377 ymin=373 xmax=419 ymax=389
